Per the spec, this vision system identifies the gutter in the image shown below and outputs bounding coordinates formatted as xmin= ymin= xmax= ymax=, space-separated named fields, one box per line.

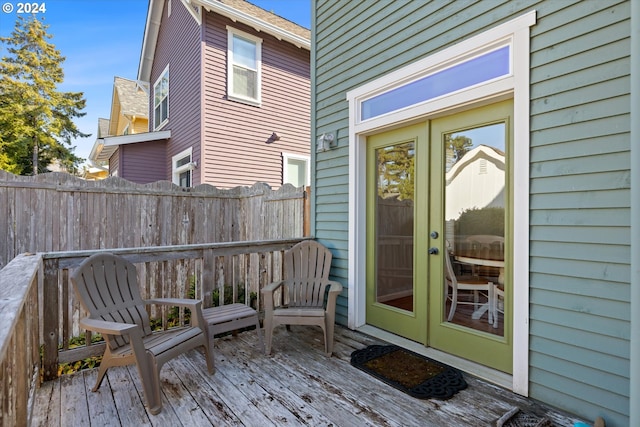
xmin=138 ymin=0 xmax=164 ymax=82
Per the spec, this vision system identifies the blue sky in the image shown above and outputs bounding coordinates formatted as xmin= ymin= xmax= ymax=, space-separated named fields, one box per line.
xmin=0 ymin=0 xmax=311 ymax=166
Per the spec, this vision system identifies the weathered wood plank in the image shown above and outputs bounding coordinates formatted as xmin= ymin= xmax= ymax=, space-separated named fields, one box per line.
xmin=41 ymin=259 xmax=60 ymax=381
xmin=107 ymin=366 xmax=154 ymax=426
xmin=32 ymin=326 xmax=584 ymax=427
xmin=181 ymin=352 xmax=278 ymax=426
xmin=59 ymin=373 xmax=90 ymax=426
xmin=167 ymin=355 xmax=242 ymax=426
xmin=29 ymin=376 xmax=60 ymax=426
xmin=218 ymin=333 xmax=373 ymax=426
xmin=151 ymin=364 xmax=214 ymax=426
xmin=211 ymin=339 xmax=335 ymax=426
xmin=82 ymin=370 xmax=121 ymax=426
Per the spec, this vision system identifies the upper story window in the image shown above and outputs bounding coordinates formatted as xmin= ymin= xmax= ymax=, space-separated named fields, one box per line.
xmin=172 ymin=147 xmax=194 ymax=188
xmin=153 ymin=65 xmax=169 ymax=130
xmin=227 ymin=27 xmax=262 ymax=106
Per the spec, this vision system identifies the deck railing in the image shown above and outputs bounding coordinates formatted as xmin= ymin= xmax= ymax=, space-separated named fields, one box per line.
xmin=0 ymin=253 xmax=42 ymax=427
xmin=0 ymin=238 xmax=306 ymax=425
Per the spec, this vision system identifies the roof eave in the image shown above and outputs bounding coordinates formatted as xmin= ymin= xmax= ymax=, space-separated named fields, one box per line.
xmin=90 ymin=130 xmax=171 ymax=163
xmin=138 ymin=0 xmax=164 ymax=82
xmin=195 ymin=0 xmax=310 ymax=50
xmin=138 ymin=0 xmax=310 ymax=82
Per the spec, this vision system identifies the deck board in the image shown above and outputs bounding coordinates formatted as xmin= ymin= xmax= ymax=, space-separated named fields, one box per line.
xmin=31 ymin=326 xmax=582 ymax=426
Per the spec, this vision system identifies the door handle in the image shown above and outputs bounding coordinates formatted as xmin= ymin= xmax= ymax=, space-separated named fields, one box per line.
xmin=428 ymin=247 xmax=439 ymax=255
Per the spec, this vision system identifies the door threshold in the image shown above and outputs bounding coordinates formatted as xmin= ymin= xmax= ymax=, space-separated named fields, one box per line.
xmin=356 ymin=324 xmax=513 ymax=391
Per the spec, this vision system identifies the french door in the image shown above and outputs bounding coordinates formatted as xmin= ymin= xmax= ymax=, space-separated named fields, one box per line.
xmin=366 ymin=123 xmax=428 ymax=343
xmin=366 ymin=100 xmax=513 ymax=372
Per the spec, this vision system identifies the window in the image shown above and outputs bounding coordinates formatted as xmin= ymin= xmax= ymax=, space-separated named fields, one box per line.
xmin=282 ymin=153 xmax=309 ymax=187
xmin=172 ymin=148 xmax=194 ymax=188
xmin=227 ymin=27 xmax=262 ymax=105
xmin=153 ymin=65 xmax=169 ymax=130
xmin=361 ymin=45 xmax=510 ymax=121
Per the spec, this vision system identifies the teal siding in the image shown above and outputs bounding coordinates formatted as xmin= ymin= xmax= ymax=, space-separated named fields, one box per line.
xmin=529 ymin=1 xmax=631 ymax=425
xmin=313 ymin=0 xmax=630 ymax=425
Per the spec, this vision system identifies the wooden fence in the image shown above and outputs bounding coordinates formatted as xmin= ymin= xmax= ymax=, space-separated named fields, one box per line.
xmin=0 ymin=170 xmax=308 ymax=270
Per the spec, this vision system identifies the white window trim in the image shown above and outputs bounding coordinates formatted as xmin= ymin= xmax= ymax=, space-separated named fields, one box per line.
xmin=172 ymin=147 xmax=194 ymax=187
xmin=282 ymin=152 xmax=310 ymax=187
xmin=345 ymin=11 xmax=535 ymax=396
xmin=153 ymin=64 xmax=169 ymax=130
xmin=226 ymin=26 xmax=262 ymax=106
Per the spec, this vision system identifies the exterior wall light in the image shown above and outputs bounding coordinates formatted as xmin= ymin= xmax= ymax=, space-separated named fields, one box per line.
xmin=317 ymin=131 xmax=338 ymax=152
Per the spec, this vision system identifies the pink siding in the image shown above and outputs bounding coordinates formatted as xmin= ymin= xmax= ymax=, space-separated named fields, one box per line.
xmin=119 ymin=141 xmax=167 ymax=184
xmin=201 ymin=11 xmax=311 ymax=189
xmin=149 ymin=0 xmax=202 ymax=184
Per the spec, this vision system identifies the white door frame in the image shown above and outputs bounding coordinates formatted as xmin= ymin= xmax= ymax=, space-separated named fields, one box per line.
xmin=345 ymin=11 xmax=536 ymax=395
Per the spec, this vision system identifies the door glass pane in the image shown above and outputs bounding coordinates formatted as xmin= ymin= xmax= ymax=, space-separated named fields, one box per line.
xmin=179 ymin=170 xmax=191 ymax=188
xmin=443 ymin=123 xmax=505 ymax=336
xmin=375 ymin=142 xmax=414 ymax=312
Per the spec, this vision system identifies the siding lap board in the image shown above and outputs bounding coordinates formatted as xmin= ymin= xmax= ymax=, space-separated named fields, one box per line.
xmin=202 ymin=12 xmax=310 ymax=189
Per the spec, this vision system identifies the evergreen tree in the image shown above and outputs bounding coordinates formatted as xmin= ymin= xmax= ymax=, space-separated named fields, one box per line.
xmin=445 ymin=134 xmax=472 ymax=171
xmin=376 ymin=142 xmax=415 ymax=201
xmin=0 ymin=15 xmax=88 ymax=175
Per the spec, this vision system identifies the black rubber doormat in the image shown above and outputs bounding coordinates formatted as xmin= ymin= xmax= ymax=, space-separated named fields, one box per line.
xmin=350 ymin=345 xmax=467 ymax=400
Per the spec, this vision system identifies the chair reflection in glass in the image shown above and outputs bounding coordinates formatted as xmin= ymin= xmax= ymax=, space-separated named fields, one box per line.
xmin=462 ymin=235 xmax=504 ymax=280
xmin=491 ymin=284 xmax=504 ymax=329
xmin=444 ymin=242 xmax=493 ymax=323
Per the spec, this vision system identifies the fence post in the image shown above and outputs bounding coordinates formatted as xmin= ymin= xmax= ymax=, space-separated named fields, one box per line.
xmin=42 ymin=259 xmax=59 ymax=381
xmin=304 ymin=186 xmax=311 ymax=237
xmin=202 ymin=249 xmax=215 ymax=308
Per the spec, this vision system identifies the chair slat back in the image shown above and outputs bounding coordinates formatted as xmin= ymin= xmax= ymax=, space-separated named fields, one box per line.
xmin=284 ymin=241 xmax=333 ymax=308
xmin=444 ymin=248 xmax=458 ymax=287
xmin=71 ymin=253 xmax=153 ymax=350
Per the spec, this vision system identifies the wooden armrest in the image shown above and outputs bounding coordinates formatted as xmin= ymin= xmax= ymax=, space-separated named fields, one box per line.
xmin=80 ymin=317 xmax=139 ymax=336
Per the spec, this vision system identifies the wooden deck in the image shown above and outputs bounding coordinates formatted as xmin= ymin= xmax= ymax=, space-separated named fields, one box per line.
xmin=31 ymin=326 xmax=581 ymax=426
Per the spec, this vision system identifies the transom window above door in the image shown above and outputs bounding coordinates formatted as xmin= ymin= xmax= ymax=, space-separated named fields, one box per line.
xmin=227 ymin=27 xmax=262 ymax=106
xmin=361 ymin=45 xmax=510 ymax=121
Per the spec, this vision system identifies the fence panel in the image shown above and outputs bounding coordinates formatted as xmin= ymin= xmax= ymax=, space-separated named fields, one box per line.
xmin=0 ymin=171 xmax=307 ymax=269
